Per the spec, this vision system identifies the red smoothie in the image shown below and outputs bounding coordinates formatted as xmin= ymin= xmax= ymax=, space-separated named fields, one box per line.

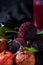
xmin=34 ymin=0 xmax=43 ymax=30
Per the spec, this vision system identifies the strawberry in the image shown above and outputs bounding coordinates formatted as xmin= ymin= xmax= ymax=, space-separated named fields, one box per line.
xmin=15 ymin=49 xmax=35 ymax=65
xmin=0 ymin=38 xmax=6 ymax=53
xmin=0 ymin=51 xmax=15 ymax=65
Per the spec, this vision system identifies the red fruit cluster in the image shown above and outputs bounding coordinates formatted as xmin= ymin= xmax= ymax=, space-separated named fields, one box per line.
xmin=18 ymin=22 xmax=37 ymax=41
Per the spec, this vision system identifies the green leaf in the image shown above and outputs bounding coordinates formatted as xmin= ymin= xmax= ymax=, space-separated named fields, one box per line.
xmin=0 ymin=27 xmax=18 ymax=39
xmin=5 ymin=30 xmax=18 ymax=34
xmin=0 ymin=27 xmax=5 ymax=38
xmin=4 ymin=27 xmax=18 ymax=33
xmin=26 ymin=47 xmax=38 ymax=53
xmin=37 ymin=31 xmax=43 ymax=38
xmin=37 ymin=31 xmax=43 ymax=35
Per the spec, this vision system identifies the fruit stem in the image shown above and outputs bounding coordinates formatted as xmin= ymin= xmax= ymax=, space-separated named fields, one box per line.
xmin=3 ymin=50 xmax=6 ymax=54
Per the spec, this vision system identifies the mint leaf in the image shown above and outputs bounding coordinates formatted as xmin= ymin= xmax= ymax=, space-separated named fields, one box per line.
xmin=37 ymin=31 xmax=43 ymax=35
xmin=26 ymin=47 xmax=38 ymax=53
xmin=0 ymin=27 xmax=5 ymax=38
xmin=4 ymin=27 xmax=18 ymax=33
xmin=0 ymin=27 xmax=18 ymax=38
xmin=37 ymin=31 xmax=43 ymax=38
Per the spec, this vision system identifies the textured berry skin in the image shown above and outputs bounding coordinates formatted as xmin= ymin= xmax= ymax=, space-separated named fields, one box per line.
xmin=15 ymin=50 xmax=35 ymax=65
xmin=7 ymin=37 xmax=27 ymax=53
xmin=14 ymin=38 xmax=27 ymax=47
xmin=18 ymin=22 xmax=37 ymax=41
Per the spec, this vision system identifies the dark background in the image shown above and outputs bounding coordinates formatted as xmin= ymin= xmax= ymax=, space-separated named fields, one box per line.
xmin=0 ymin=0 xmax=33 ymax=28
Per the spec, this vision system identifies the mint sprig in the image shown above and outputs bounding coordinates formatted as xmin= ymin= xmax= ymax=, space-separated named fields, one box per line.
xmin=0 ymin=27 xmax=18 ymax=38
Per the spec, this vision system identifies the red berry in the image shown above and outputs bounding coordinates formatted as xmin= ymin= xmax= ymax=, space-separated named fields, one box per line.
xmin=0 ymin=51 xmax=15 ymax=65
xmin=18 ymin=22 xmax=37 ymax=41
xmin=14 ymin=38 xmax=27 ymax=47
xmin=15 ymin=49 xmax=35 ymax=65
xmin=8 ymin=38 xmax=27 ymax=53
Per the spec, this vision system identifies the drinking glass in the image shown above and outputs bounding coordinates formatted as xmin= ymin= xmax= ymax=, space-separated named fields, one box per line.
xmin=33 ymin=0 xmax=43 ymax=30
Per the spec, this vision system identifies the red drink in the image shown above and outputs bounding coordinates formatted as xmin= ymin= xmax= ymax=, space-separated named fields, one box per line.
xmin=34 ymin=0 xmax=43 ymax=30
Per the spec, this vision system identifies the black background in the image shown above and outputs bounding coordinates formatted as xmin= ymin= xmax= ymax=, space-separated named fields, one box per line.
xmin=0 ymin=0 xmax=33 ymax=28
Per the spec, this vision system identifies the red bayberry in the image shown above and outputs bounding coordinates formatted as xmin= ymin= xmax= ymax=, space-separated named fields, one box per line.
xmin=14 ymin=37 xmax=27 ymax=47
xmin=18 ymin=22 xmax=37 ymax=41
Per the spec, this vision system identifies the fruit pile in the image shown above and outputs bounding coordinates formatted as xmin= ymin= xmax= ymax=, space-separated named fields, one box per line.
xmin=0 ymin=38 xmax=35 ymax=65
xmin=0 ymin=22 xmax=43 ymax=65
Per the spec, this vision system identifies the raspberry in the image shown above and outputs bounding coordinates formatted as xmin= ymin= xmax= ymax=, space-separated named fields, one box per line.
xmin=18 ymin=22 xmax=37 ymax=41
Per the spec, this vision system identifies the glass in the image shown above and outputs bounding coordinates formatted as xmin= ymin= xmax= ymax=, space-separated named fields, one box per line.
xmin=33 ymin=0 xmax=43 ymax=30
